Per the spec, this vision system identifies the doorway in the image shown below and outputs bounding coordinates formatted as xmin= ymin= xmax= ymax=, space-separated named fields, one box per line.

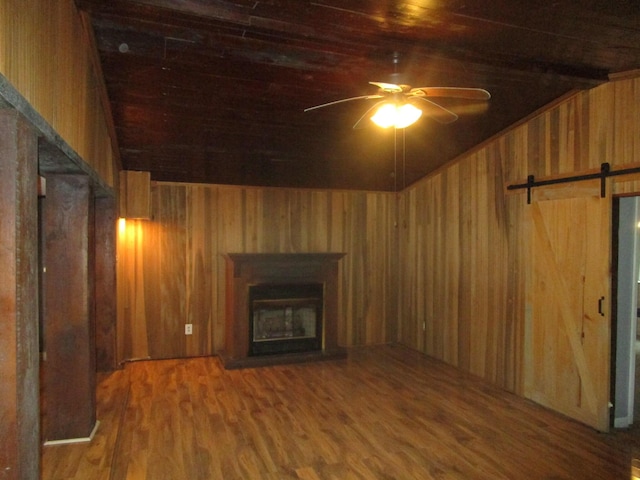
xmin=613 ymin=196 xmax=640 ymax=429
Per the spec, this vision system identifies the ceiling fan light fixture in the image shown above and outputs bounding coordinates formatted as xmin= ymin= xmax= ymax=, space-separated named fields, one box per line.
xmin=371 ymin=102 xmax=422 ymax=129
xmin=370 ymin=103 xmax=397 ymax=128
xmin=395 ymin=103 xmax=423 ymax=128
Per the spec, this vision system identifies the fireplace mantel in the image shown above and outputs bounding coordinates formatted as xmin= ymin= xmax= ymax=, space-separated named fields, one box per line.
xmin=220 ymin=253 xmax=346 ymax=369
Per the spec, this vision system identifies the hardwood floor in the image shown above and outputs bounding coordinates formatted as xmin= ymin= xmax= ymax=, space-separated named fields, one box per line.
xmin=42 ymin=344 xmax=640 ymax=479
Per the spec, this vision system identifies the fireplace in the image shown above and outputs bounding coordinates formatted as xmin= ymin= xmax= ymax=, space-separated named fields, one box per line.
xmin=249 ymin=283 xmax=323 ymax=356
xmin=221 ymin=253 xmax=346 ymax=368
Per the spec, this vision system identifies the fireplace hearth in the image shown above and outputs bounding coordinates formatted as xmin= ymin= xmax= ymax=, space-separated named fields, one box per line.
xmin=221 ymin=253 xmax=346 ymax=369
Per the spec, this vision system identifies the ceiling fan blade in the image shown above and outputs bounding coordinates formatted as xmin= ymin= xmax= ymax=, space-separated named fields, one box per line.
xmin=409 ymin=87 xmax=491 ymax=100
xmin=369 ymin=81 xmax=403 ymax=93
xmin=413 ymin=97 xmax=459 ymax=124
xmin=304 ymin=94 xmax=383 ymax=112
xmin=449 ymin=101 xmax=490 ymax=116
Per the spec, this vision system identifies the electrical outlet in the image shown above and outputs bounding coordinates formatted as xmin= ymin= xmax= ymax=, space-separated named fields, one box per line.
xmin=185 ymin=324 xmax=193 ymax=335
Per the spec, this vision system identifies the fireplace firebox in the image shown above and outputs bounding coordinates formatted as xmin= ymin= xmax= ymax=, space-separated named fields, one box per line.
xmin=221 ymin=253 xmax=346 ymax=369
xmin=249 ymin=283 xmax=323 ymax=356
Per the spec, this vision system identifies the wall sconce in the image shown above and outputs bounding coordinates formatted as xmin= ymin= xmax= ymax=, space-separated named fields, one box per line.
xmin=370 ymin=102 xmax=422 ymax=129
xmin=632 ymin=458 xmax=640 ymax=480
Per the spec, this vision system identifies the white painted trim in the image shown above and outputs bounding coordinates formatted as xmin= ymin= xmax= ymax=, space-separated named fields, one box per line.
xmin=615 ymin=415 xmax=634 ymax=429
xmin=43 ymin=420 xmax=100 ymax=446
xmin=629 ymin=198 xmax=640 ymax=425
xmin=626 ymin=199 xmax=640 ymax=427
xmin=614 ymin=197 xmax=640 ymax=429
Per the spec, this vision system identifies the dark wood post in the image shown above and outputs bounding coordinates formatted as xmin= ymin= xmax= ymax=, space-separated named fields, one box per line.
xmin=0 ymin=110 xmax=40 ymax=479
xmin=41 ymin=174 xmax=97 ymax=441
xmin=95 ymin=196 xmax=118 ymax=372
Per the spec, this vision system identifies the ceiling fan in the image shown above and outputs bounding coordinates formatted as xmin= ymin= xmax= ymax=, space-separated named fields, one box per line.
xmin=304 ymin=81 xmax=491 ymax=129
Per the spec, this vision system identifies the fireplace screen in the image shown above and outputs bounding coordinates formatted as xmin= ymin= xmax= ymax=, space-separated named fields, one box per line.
xmin=249 ymin=283 xmax=323 ymax=356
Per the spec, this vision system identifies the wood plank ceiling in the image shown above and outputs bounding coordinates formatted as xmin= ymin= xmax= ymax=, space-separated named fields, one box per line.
xmin=76 ymin=0 xmax=640 ymax=191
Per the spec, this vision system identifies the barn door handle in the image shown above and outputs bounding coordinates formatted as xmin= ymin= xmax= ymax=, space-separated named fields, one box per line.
xmin=598 ymin=296 xmax=605 ymax=316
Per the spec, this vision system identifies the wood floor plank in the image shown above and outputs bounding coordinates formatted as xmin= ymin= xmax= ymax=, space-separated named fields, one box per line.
xmin=42 ymin=344 xmax=640 ymax=479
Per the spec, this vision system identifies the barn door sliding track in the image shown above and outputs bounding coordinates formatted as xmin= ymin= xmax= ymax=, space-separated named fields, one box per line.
xmin=508 ymin=163 xmax=640 ymax=204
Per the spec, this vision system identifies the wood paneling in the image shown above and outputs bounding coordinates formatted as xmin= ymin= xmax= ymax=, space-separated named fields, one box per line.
xmin=117 ymin=186 xmax=397 ymax=362
xmin=0 ymin=0 xmax=117 ymax=188
xmin=76 ymin=0 xmax=640 ymax=190
xmin=399 ymin=76 xmax=640 ymax=396
xmin=119 ymin=170 xmax=150 ymax=219
xmin=399 ymin=156 xmax=512 ymax=384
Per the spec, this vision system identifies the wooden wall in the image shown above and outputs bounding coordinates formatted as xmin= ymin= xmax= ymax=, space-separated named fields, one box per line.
xmin=117 ymin=76 xmax=640 ymax=382
xmin=117 ymin=185 xmax=398 ymax=362
xmin=0 ymin=0 xmax=116 ymax=187
xmin=398 ymin=76 xmax=640 ymax=394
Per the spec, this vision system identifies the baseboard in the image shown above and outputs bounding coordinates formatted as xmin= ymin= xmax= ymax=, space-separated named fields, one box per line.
xmin=614 ymin=416 xmax=633 ymax=429
xmin=43 ymin=420 xmax=100 ymax=446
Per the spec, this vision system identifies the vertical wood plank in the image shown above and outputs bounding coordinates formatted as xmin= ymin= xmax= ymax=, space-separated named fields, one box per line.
xmin=95 ymin=196 xmax=118 ymax=372
xmin=42 ymin=174 xmax=96 ymax=440
xmin=0 ymin=110 xmax=40 ymax=480
xmin=120 ymin=171 xmax=150 ymax=219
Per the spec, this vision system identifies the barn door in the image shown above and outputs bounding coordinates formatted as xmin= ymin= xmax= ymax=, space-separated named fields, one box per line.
xmin=525 ymin=185 xmax=611 ymax=431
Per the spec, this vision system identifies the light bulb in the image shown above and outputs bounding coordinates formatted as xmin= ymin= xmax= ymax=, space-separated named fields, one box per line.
xmin=370 ymin=103 xmax=399 ymax=128
xmin=370 ymin=102 xmax=422 ymax=129
xmin=395 ymin=104 xmax=422 ymax=128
